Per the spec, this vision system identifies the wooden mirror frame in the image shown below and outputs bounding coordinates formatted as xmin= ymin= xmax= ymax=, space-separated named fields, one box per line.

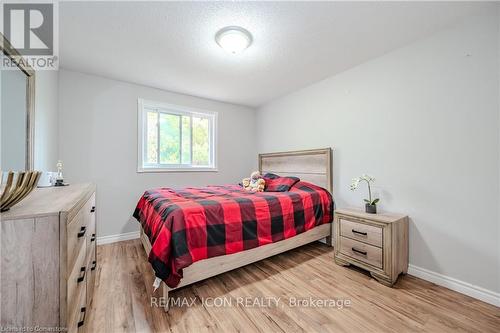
xmin=0 ymin=32 xmax=36 ymax=170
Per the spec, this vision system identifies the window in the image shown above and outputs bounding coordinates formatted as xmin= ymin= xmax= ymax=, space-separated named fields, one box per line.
xmin=138 ymin=99 xmax=217 ymax=172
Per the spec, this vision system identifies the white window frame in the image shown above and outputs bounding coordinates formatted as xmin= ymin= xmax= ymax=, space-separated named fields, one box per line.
xmin=137 ymin=98 xmax=218 ymax=172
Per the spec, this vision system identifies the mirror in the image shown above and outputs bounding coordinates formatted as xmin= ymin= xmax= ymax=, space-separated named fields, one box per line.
xmin=0 ymin=33 xmax=35 ymax=171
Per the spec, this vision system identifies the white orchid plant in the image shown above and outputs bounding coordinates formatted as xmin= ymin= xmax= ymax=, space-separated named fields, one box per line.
xmin=350 ymin=174 xmax=379 ymax=206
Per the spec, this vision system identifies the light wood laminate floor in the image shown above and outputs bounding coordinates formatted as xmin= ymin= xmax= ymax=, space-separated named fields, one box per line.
xmin=85 ymin=239 xmax=499 ymax=332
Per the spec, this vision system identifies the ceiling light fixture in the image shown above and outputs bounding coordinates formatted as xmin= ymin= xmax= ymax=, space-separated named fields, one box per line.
xmin=215 ymin=26 xmax=253 ymax=55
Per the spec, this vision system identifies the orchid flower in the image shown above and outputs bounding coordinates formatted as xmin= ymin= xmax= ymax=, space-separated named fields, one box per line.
xmin=350 ymin=174 xmax=379 ymax=205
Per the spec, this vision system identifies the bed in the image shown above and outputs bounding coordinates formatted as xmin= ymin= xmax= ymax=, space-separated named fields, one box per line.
xmin=135 ymin=148 xmax=333 ymax=310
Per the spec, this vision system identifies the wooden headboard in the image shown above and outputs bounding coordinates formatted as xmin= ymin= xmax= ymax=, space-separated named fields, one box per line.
xmin=258 ymin=148 xmax=332 ymax=193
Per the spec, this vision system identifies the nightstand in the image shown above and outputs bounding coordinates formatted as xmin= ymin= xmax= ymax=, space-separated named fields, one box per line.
xmin=334 ymin=208 xmax=408 ymax=286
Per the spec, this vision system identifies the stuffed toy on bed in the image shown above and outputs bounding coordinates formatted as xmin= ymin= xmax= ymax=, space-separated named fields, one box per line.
xmin=242 ymin=171 xmax=266 ymax=192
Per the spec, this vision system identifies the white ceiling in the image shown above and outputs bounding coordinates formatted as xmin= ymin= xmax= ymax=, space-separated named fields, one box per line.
xmin=60 ymin=1 xmax=491 ymax=107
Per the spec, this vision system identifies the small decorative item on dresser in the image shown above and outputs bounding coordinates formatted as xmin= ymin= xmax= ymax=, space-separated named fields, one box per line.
xmin=350 ymin=174 xmax=379 ymax=214
xmin=38 ymin=171 xmax=56 ymax=187
xmin=0 ymin=170 xmax=41 ymax=212
xmin=334 ymin=208 xmax=409 ymax=286
xmin=54 ymin=160 xmax=65 ymax=186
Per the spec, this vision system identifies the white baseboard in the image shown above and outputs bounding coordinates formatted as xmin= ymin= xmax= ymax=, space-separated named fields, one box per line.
xmin=408 ymin=264 xmax=500 ymax=307
xmin=96 ymin=231 xmax=140 ymax=245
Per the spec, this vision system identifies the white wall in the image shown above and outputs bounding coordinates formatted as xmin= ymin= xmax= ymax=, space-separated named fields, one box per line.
xmin=257 ymin=12 xmax=500 ymax=296
xmin=34 ymin=70 xmax=59 ymax=171
xmin=58 ymin=70 xmax=256 ymax=237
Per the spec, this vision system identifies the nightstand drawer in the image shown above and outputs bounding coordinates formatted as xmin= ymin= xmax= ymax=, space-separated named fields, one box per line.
xmin=340 ymin=218 xmax=382 ymax=247
xmin=339 ymin=236 xmax=382 ymax=269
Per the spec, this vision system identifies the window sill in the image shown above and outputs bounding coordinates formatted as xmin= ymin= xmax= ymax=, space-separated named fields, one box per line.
xmin=137 ymin=167 xmax=218 ymax=173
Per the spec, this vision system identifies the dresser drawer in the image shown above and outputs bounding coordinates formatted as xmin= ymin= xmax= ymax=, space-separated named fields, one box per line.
xmin=86 ymin=239 xmax=95 ymax=268
xmin=86 ymin=256 xmax=97 ymax=307
xmin=67 ymin=241 xmax=87 ymax=315
xmin=87 ymin=202 xmax=96 ymax=251
xmin=340 ymin=218 xmax=382 ymax=247
xmin=68 ymin=283 xmax=87 ymax=333
xmin=67 ymin=209 xmax=87 ymax=271
xmin=68 ymin=195 xmax=95 ymax=270
xmin=86 ymin=210 xmax=97 ymax=304
xmin=339 ymin=236 xmax=383 ymax=269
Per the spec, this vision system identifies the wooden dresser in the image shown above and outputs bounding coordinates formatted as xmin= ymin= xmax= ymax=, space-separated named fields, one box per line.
xmin=334 ymin=208 xmax=408 ymax=286
xmin=1 ymin=183 xmax=97 ymax=332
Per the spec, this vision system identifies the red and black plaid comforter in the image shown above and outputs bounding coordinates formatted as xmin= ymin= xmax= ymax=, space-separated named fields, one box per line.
xmin=133 ymin=181 xmax=333 ymax=288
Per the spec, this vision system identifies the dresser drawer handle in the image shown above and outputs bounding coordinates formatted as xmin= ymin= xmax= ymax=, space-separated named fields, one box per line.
xmin=352 ymin=229 xmax=367 ymax=236
xmin=91 ymin=233 xmax=96 ymax=242
xmin=77 ymin=266 xmax=86 ymax=283
xmin=77 ymin=307 xmax=86 ymax=327
xmin=90 ymin=206 xmax=96 ymax=213
xmin=77 ymin=226 xmax=86 ymax=238
xmin=352 ymin=247 xmax=367 ymax=256
xmin=91 ymin=260 xmax=97 ymax=271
